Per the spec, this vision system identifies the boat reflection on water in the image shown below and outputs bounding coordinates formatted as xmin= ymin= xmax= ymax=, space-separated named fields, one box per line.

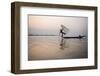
xmin=60 ymin=36 xmax=86 ymax=50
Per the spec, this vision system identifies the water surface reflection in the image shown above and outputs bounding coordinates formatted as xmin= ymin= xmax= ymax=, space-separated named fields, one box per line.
xmin=28 ymin=36 xmax=88 ymax=60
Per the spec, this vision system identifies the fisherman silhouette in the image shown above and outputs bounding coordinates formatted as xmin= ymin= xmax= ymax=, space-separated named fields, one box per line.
xmin=60 ymin=25 xmax=66 ymax=38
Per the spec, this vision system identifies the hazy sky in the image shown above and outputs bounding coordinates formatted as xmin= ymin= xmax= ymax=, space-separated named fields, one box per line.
xmin=28 ymin=15 xmax=88 ymax=36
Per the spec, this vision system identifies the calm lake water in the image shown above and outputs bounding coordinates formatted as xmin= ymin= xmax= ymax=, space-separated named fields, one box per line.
xmin=28 ymin=36 xmax=88 ymax=60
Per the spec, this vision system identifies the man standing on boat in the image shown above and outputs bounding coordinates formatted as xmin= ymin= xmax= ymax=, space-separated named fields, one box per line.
xmin=60 ymin=25 xmax=67 ymax=38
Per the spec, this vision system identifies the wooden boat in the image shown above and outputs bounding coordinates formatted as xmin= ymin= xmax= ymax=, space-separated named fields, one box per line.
xmin=63 ymin=36 xmax=85 ymax=39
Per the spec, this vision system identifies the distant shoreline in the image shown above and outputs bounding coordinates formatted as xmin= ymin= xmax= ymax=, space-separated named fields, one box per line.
xmin=28 ymin=35 xmax=58 ymax=36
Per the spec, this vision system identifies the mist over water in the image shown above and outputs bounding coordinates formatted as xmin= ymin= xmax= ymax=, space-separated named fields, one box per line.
xmin=28 ymin=15 xmax=88 ymax=37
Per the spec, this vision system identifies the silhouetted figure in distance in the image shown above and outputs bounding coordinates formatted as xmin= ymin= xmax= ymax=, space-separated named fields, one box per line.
xmin=60 ymin=25 xmax=66 ymax=38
